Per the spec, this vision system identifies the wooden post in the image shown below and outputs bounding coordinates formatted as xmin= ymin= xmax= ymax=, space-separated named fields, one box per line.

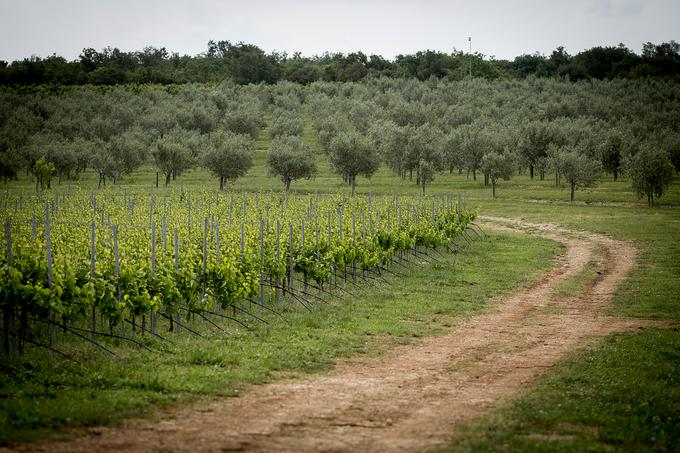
xmin=187 ymin=195 xmax=192 ymax=233
xmin=301 ymin=219 xmax=307 ymax=292
xmin=288 ymin=223 xmax=294 ymax=292
xmin=259 ymin=219 xmax=265 ymax=308
xmin=240 ymin=222 xmax=245 ymax=260
xmin=202 ymin=217 xmax=208 ymax=297
xmin=215 ymin=223 xmax=221 ymax=265
xmin=457 ymin=193 xmax=461 ymax=224
xmin=151 ymin=222 xmax=157 ymax=334
xmin=113 ymin=224 xmax=122 ymax=335
xmin=45 ymin=203 xmax=56 ymax=349
xmin=162 ymin=214 xmax=167 ymax=254
xmin=4 ymin=221 xmax=13 ymax=357
xmin=276 ymin=220 xmax=280 ymax=303
xmin=174 ymin=229 xmax=180 ymax=333
xmin=90 ymin=222 xmax=96 ymax=339
xmin=352 ymin=214 xmax=357 ymax=280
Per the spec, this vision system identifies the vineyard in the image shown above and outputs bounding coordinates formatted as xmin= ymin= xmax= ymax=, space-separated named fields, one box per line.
xmin=0 ymin=189 xmax=474 ymax=358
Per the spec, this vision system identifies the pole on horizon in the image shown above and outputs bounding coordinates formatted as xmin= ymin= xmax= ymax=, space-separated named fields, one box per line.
xmin=468 ymin=36 xmax=472 ymax=78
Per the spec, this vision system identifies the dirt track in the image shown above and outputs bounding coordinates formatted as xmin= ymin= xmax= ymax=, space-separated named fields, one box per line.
xmin=9 ymin=217 xmax=650 ymax=452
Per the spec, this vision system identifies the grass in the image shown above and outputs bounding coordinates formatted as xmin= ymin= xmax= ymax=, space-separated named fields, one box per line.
xmin=443 ymin=328 xmax=680 ymax=452
xmin=552 ymin=244 xmax=605 ymax=299
xmin=0 ymin=232 xmax=557 ymax=445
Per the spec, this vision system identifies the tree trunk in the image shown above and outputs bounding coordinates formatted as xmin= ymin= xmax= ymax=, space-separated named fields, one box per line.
xmin=219 ymin=176 xmax=224 ymax=191
xmin=530 ymin=165 xmax=534 ymax=179
xmin=285 ymin=178 xmax=291 ymax=192
xmin=613 ymin=168 xmax=618 ymax=181
xmin=165 ymin=173 xmax=171 ymax=188
xmin=421 ymin=177 xmax=426 ymax=194
xmin=570 ymin=182 xmax=575 ymax=202
xmin=492 ymin=179 xmax=496 ymax=198
xmin=472 ymin=169 xmax=476 ymax=181
xmin=351 ymin=175 xmax=356 ymax=197
xmin=409 ymin=168 xmax=413 ymax=181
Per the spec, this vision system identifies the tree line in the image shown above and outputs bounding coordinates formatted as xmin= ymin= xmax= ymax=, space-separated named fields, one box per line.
xmin=1 ymin=77 xmax=678 ymax=204
xmin=1 ymin=40 xmax=679 ymax=86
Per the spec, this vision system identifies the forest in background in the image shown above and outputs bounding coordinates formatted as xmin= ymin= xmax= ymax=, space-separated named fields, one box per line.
xmin=1 ymin=40 xmax=679 ymax=86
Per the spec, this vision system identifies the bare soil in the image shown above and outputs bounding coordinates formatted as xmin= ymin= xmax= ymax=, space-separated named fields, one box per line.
xmin=7 ymin=217 xmax=657 ymax=452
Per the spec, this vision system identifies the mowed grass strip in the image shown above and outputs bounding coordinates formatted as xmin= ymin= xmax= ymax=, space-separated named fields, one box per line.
xmin=0 ymin=232 xmax=557 ymax=445
xmin=443 ymin=328 xmax=680 ymax=452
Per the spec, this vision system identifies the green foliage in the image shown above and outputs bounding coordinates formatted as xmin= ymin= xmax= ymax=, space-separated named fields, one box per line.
xmin=481 ymin=151 xmax=515 ymax=198
xmin=625 ymin=145 xmax=675 ymax=206
xmin=518 ymin=121 xmax=561 ymax=180
xmin=329 ymin=131 xmax=380 ymax=195
xmin=269 ymin=108 xmax=304 ymax=139
xmin=152 ymin=128 xmax=201 ymax=187
xmin=32 ymin=156 xmax=55 ymax=190
xmin=554 ymin=148 xmax=602 ymax=202
xmin=203 ymin=131 xmax=255 ymax=190
xmin=266 ymin=135 xmax=317 ymax=191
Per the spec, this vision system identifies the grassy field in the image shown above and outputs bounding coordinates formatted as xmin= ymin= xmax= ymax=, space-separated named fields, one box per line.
xmin=1 ymin=123 xmax=679 ymax=449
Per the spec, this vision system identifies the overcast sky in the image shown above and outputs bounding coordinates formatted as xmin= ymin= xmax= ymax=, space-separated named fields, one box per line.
xmin=1 ymin=0 xmax=678 ymax=62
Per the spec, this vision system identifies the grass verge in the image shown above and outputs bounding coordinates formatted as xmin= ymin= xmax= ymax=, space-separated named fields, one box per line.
xmin=443 ymin=328 xmax=680 ymax=452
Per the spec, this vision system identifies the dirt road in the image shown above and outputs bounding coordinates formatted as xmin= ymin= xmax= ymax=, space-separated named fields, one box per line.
xmin=11 ymin=217 xmax=648 ymax=452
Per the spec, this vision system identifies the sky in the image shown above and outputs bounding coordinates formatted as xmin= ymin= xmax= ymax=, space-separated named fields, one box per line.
xmin=0 ymin=0 xmax=679 ymax=63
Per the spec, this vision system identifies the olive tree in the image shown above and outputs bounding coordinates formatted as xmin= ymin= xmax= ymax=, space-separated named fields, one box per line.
xmin=329 ymin=131 xmax=380 ymax=196
xmin=458 ymin=124 xmax=486 ymax=181
xmin=554 ymin=147 xmax=602 ymax=202
xmin=625 ymin=145 xmax=675 ymax=206
xmin=480 ymin=151 xmax=515 ymax=198
xmin=269 ymin=108 xmax=304 ymax=139
xmin=203 ymin=131 xmax=254 ymax=190
xmin=597 ymin=128 xmax=632 ymax=181
xmin=443 ymin=129 xmax=465 ymax=175
xmin=152 ymin=128 xmax=201 ymax=187
xmin=267 ymin=135 xmax=317 ymax=191
xmin=369 ymin=119 xmax=408 ymax=177
xmin=518 ymin=120 xmax=559 ymax=180
xmin=409 ymin=124 xmax=443 ymax=193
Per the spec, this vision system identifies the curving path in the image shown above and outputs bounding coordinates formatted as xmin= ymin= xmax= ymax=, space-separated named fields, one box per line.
xmin=8 ymin=217 xmax=650 ymax=452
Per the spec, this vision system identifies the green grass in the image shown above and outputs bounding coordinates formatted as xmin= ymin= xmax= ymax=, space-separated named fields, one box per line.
xmin=443 ymin=328 xmax=680 ymax=452
xmin=0 ymin=232 xmax=557 ymax=445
